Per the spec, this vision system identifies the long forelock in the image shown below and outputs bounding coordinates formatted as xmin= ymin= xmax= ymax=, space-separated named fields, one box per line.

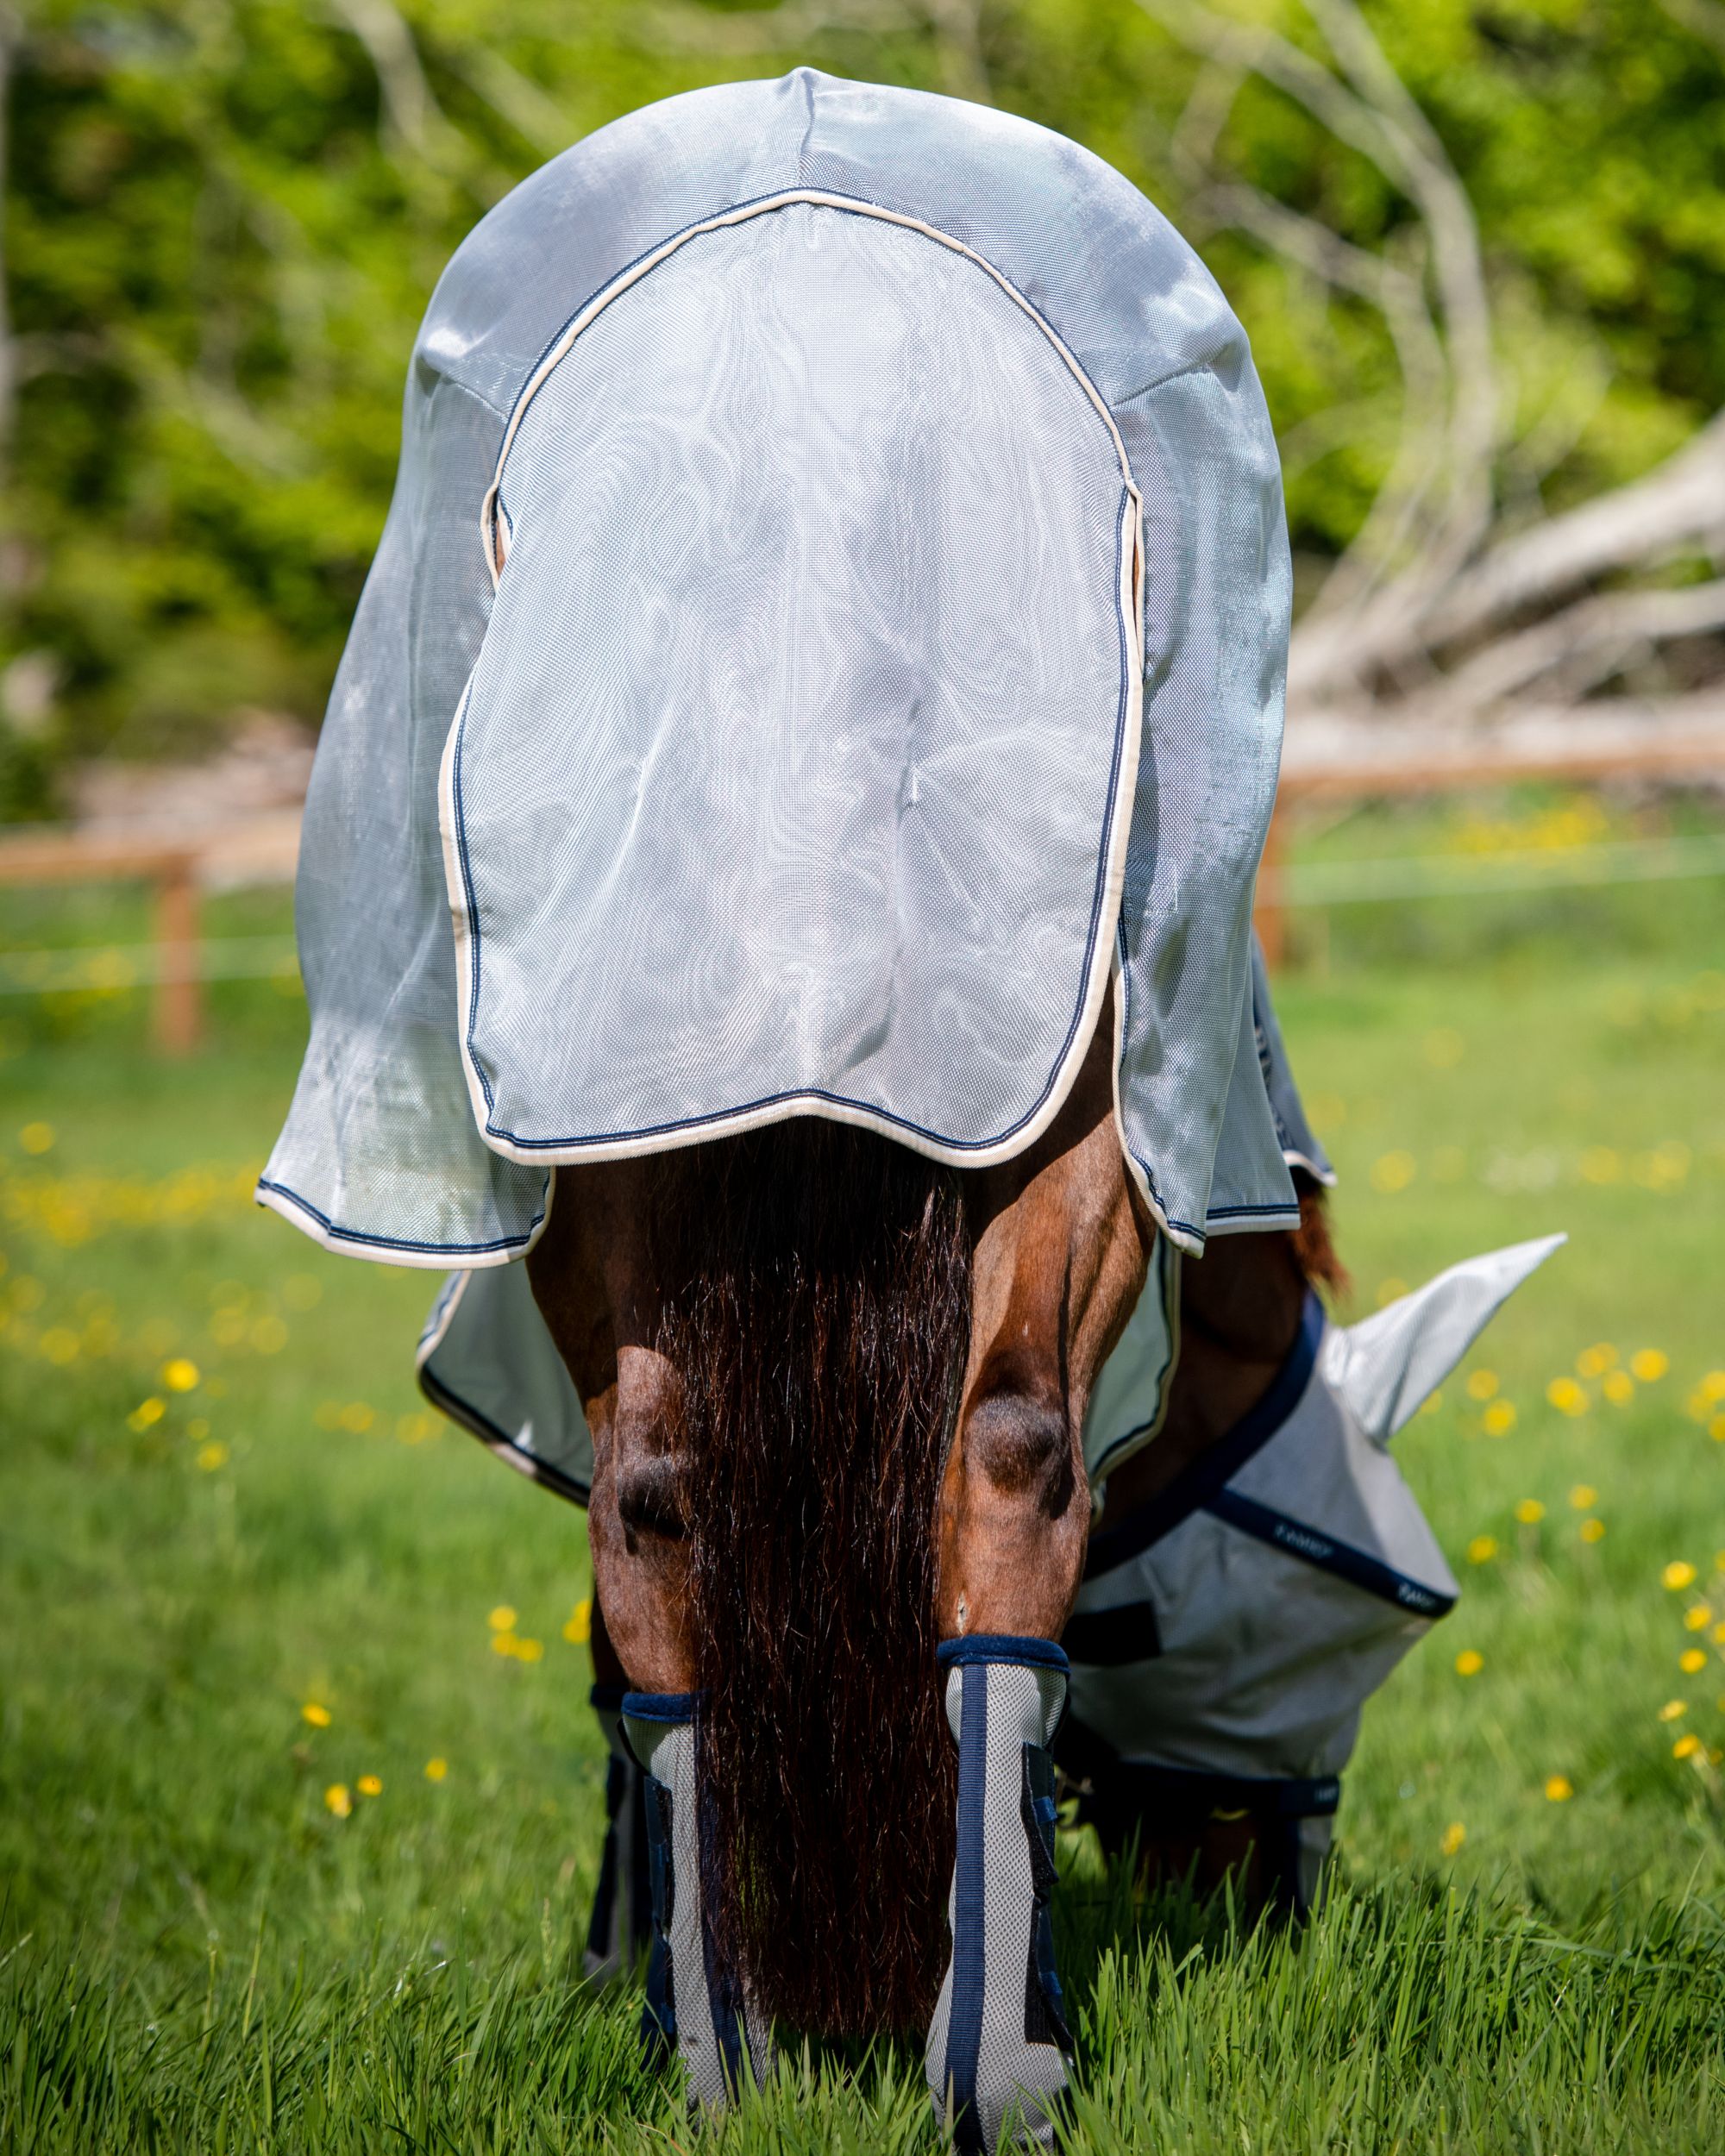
xmin=653 ymin=1121 xmax=969 ymax=2037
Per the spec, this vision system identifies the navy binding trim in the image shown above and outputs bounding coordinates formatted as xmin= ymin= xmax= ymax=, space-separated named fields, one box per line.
xmin=938 ymin=1634 xmax=1071 ymax=1675
xmin=697 ymin=1773 xmax=749 ymax=2091
xmin=256 ymin=1173 xmax=548 ymax=1257
xmin=947 ymin=1660 xmax=989 ymax=2153
xmin=1201 ymin=1489 xmax=1458 ymax=1618
xmin=622 ymin=1690 xmax=703 ymax=1726
xmin=1084 ymin=1291 xmax=1324 ymax=1580
xmin=415 ymin=1357 xmax=591 ymax=1509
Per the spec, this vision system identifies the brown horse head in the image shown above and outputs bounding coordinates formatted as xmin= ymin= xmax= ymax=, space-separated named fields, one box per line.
xmin=526 ymin=984 xmax=1153 ymax=2034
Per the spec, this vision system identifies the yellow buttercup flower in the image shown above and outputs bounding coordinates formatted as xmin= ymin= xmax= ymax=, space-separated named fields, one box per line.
xmin=424 ymin=1757 xmax=448 ymax=1782
xmin=1602 ymin=1370 xmax=1634 ymax=1405
xmin=196 ymin=1441 xmax=229 ymax=1470
xmin=1578 ymin=1146 xmax=1621 ymax=1184
xmin=1569 ymin=1484 xmax=1598 ymax=1510
xmin=1684 ymin=1604 xmax=1712 ymax=1632
xmin=512 ymin=1637 xmax=545 ymax=1664
xmin=1515 ymin=1499 xmax=1546 ymax=1526
xmin=1672 ymin=1734 xmax=1701 ymax=1761
xmin=339 ymin=1402 xmax=375 ymax=1433
xmin=490 ymin=1631 xmax=518 ymax=1657
xmin=1546 ymin=1377 xmax=1588 ymax=1417
xmin=488 ymin=1605 xmax=518 ymax=1632
xmin=1710 ymin=1414 xmax=1725 ymax=1442
xmin=1576 ymin=1344 xmax=1617 ymax=1379
xmin=1544 ymin=1776 xmax=1573 ymax=1802
xmin=1465 ymin=1369 xmax=1500 ymax=1402
xmin=1663 ymin=1561 xmax=1698 ymax=1591
xmin=356 ymin=1774 xmax=383 ymax=1797
xmin=19 ymin=1121 xmax=54 ymax=1155
xmin=1466 ymin=1536 xmax=1499 ymax=1564
xmin=324 ymin=1783 xmax=353 ymax=1819
xmin=1629 ymin=1349 xmax=1669 ymax=1383
xmin=1454 ymin=1649 xmax=1484 ymax=1677
xmin=1424 ymin=1028 xmax=1465 ymax=1069
xmin=1703 ymin=1372 xmax=1725 ymax=1404
xmin=1658 ymin=1700 xmax=1687 ymax=1722
xmin=127 ymin=1397 xmax=166 ymax=1432
xmin=1440 ymin=1821 xmax=1466 ymax=1856
xmin=1714 ymin=1622 xmax=1725 ymax=1645
xmin=1579 ymin=1518 xmax=1605 ymax=1544
xmin=1679 ymin=1650 xmax=1706 ymax=1675
xmin=1483 ymin=1402 xmax=1516 ymax=1437
xmin=160 ymin=1357 xmax=199 ymax=1393
xmin=563 ymin=1598 xmax=593 ymax=1645
xmin=302 ymin=1702 xmax=332 ymax=1728
xmin=1370 ymin=1150 xmax=1416 ymax=1194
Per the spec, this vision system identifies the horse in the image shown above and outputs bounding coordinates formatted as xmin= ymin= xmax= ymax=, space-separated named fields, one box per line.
xmin=256 ymin=70 xmax=1562 ymax=2147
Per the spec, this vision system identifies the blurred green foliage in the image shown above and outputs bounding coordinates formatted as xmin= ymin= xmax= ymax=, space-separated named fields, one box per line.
xmin=3 ymin=0 xmax=1724 ymax=809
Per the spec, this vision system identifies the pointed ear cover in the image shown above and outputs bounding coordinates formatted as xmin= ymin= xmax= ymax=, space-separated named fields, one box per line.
xmin=1320 ymin=1234 xmax=1566 ymax=1442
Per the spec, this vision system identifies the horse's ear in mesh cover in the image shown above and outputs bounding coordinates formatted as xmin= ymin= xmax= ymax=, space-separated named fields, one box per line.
xmin=258 ymin=71 xmax=1295 ymax=1268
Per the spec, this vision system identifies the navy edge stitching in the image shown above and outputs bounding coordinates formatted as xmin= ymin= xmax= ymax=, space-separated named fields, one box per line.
xmin=256 ymin=1174 xmax=545 ymax=1257
xmin=461 ymin=195 xmax=1138 ymax=1160
xmin=948 ymin=1661 xmax=988 ymax=2153
xmin=415 ymin=1362 xmax=590 ymax=1509
xmin=1203 ymin=1489 xmax=1458 ymax=1618
xmin=939 ymin=1634 xmax=1070 ymax=1674
xmin=1084 ymin=1291 xmax=1324 ymax=1580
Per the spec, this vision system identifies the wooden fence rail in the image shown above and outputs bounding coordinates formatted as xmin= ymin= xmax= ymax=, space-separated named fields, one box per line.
xmin=1253 ymin=735 xmax=1725 ymax=968
xmin=0 ymin=814 xmax=301 ymax=1054
xmin=2 ymin=736 xmax=1723 ymax=1048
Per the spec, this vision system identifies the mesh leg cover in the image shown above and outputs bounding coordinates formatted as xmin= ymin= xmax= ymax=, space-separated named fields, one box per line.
xmin=622 ymin=1692 xmax=772 ymax=2108
xmin=584 ymin=1683 xmax=654 ymax=1984
xmin=925 ymin=1639 xmax=1072 ymax=2151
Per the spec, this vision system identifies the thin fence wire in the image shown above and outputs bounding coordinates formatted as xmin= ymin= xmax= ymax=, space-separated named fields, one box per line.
xmin=0 ymin=934 xmax=300 ymax=995
xmin=0 ymin=837 xmax=1722 ymax=994
xmin=1283 ymin=833 xmax=1725 ymax=905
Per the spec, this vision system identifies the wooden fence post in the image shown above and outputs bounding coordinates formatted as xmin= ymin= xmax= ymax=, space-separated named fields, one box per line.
xmin=154 ymin=855 xmax=201 ymax=1055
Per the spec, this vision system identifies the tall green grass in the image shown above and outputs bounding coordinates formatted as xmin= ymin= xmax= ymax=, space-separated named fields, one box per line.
xmin=2 ymin=788 xmax=1722 ymax=2149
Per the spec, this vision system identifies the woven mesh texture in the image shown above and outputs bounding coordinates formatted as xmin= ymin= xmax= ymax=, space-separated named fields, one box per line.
xmin=261 ymin=68 xmax=1296 ymax=1266
xmin=453 ymin=202 xmax=1132 ymax=1158
xmin=621 ymin=1713 xmax=769 ymax=2109
xmin=929 ymin=1658 xmax=1069 ymax=2149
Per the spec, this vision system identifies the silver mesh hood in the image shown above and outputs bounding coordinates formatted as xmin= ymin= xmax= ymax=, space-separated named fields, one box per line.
xmin=257 ymin=68 xmax=1294 ymax=1267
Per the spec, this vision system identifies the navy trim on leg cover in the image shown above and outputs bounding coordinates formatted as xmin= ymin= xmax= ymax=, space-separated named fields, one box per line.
xmin=926 ymin=1638 xmax=1072 ymax=2151
xmin=585 ymin=1683 xmax=654 ymax=1986
xmin=621 ymin=1692 xmax=771 ymax=2107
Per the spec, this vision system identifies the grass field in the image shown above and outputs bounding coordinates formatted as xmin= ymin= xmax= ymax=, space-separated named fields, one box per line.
xmin=3 ymin=790 xmax=1723 ymax=2152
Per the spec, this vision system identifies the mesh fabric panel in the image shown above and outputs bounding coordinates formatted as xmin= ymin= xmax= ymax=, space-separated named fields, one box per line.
xmin=261 ymin=69 xmax=1295 ymax=1263
xmin=451 ymin=202 xmax=1133 ymax=1159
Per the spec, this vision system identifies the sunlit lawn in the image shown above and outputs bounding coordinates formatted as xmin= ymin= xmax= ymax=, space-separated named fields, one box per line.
xmin=2 ymin=791 xmax=1722 ymax=2151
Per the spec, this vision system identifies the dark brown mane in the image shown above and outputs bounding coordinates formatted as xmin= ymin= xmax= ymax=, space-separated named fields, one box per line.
xmin=652 ymin=1121 xmax=970 ymax=2036
xmin=1291 ymin=1175 xmax=1351 ymax=1301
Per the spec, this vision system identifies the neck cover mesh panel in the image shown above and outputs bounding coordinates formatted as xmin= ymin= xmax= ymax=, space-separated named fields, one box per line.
xmin=258 ymin=70 xmax=1294 ymax=1266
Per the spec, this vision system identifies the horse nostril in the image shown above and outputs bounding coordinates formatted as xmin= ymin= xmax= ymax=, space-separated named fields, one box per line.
xmin=614 ymin=1455 xmax=687 ymax=1539
xmin=963 ymin=1393 xmax=1070 ymax=1501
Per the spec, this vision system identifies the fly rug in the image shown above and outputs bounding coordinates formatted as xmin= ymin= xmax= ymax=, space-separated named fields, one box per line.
xmin=260 ymin=72 xmax=1563 ymax=2149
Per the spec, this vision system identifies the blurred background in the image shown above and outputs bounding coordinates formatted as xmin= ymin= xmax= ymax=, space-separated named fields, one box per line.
xmin=1 ymin=8 xmax=1722 ymax=2150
